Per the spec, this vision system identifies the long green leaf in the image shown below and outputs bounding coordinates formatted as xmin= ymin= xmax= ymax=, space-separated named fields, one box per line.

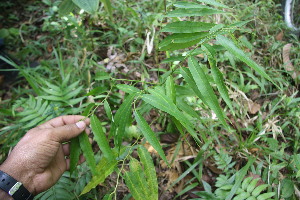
xmin=180 ymin=67 xmax=207 ymax=105
xmin=128 ymin=158 xmax=150 ymax=197
xmin=202 ymin=44 xmax=234 ymax=115
xmin=188 ymin=57 xmax=227 ymax=127
xmin=79 ymin=132 xmax=97 ymax=175
xmin=69 ymin=137 xmax=81 ymax=174
xmin=134 ymin=110 xmax=168 ymax=165
xmin=111 ymin=93 xmax=137 ymax=147
xmin=100 ymin=0 xmax=113 ymax=20
xmin=72 ymin=0 xmax=99 ymax=14
xmin=59 ymin=0 xmax=76 ymax=16
xmin=142 ymin=87 xmax=201 ymax=143
xmin=138 ymin=146 xmax=158 ymax=199
xmin=225 ymin=157 xmax=255 ymax=200
xmin=174 ymin=1 xmax=211 ymax=9
xmin=80 ymin=157 xmax=117 ymax=195
xmin=124 ymin=171 xmax=144 ymax=200
xmin=216 ymin=35 xmax=277 ymax=87
xmin=161 ymin=21 xmax=216 ymax=33
xmin=165 ymin=76 xmax=176 ymax=104
xmin=165 ymin=8 xmax=224 ymax=17
xmin=116 ymin=84 xmax=140 ymax=94
xmin=197 ymin=0 xmax=229 ymax=8
xmin=159 ymin=32 xmax=209 ymax=48
xmin=91 ymin=115 xmax=114 ymax=159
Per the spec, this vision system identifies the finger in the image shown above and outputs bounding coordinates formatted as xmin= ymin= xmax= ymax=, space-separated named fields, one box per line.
xmin=66 ymin=158 xmax=70 ymax=171
xmin=85 ymin=127 xmax=91 ymax=135
xmin=50 ymin=121 xmax=87 ymax=142
xmin=63 ymin=143 xmax=70 ymax=156
xmin=38 ymin=115 xmax=90 ymax=129
xmin=79 ymin=154 xmax=85 ymax=164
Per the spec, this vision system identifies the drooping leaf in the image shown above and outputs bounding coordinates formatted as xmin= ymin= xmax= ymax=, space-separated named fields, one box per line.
xmin=80 ymin=157 xmax=117 ymax=195
xmin=100 ymin=0 xmax=113 ymax=20
xmin=72 ymin=0 xmax=99 ymax=14
xmin=91 ymin=115 xmax=114 ymax=159
xmin=161 ymin=21 xmax=216 ymax=33
xmin=180 ymin=67 xmax=207 ymax=105
xmin=104 ymin=100 xmax=113 ymax=122
xmin=165 ymin=76 xmax=176 ymax=104
xmin=165 ymin=8 xmax=224 ymax=17
xmin=158 ymin=32 xmax=209 ymax=51
xmin=174 ymin=1 xmax=211 ymax=9
xmin=79 ymin=131 xmax=97 ymax=175
xmin=59 ymin=0 xmax=76 ymax=16
xmin=111 ymin=92 xmax=137 ymax=147
xmin=225 ymin=157 xmax=255 ymax=200
xmin=69 ymin=137 xmax=81 ymax=174
xmin=216 ymin=35 xmax=277 ymax=87
xmin=188 ymin=57 xmax=227 ymax=127
xmin=85 ymin=86 xmax=107 ymax=96
xmin=116 ymin=84 xmax=140 ymax=94
xmin=202 ymin=44 xmax=234 ymax=115
xmin=197 ymin=0 xmax=229 ymax=8
xmin=142 ymin=87 xmax=201 ymax=144
xmin=137 ymin=146 xmax=158 ymax=200
xmin=134 ymin=110 xmax=168 ymax=165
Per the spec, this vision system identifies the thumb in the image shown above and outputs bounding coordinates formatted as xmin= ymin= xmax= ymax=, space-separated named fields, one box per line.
xmin=51 ymin=121 xmax=87 ymax=142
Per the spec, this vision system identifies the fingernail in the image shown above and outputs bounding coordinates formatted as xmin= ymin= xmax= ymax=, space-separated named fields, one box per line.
xmin=76 ymin=121 xmax=86 ymax=129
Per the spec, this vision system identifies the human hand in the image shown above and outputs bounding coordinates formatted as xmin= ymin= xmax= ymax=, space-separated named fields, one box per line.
xmin=0 ymin=115 xmax=90 ymax=195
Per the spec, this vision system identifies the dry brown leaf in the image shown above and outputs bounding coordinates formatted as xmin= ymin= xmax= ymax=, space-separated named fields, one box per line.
xmin=248 ymin=101 xmax=261 ymax=114
xmin=143 ymin=142 xmax=158 ymax=154
xmin=283 ymin=43 xmax=294 ymax=72
xmin=276 ymin=31 xmax=284 ymax=41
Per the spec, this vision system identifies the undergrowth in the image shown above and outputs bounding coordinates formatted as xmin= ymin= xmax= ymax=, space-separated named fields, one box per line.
xmin=0 ymin=0 xmax=299 ymax=199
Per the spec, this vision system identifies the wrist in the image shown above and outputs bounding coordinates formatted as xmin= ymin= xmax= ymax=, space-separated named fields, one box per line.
xmin=0 ymin=189 xmax=14 ymax=200
xmin=0 ymin=161 xmax=36 ymax=195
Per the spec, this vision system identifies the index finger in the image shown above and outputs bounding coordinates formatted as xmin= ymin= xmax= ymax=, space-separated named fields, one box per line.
xmin=37 ymin=115 xmax=90 ymax=129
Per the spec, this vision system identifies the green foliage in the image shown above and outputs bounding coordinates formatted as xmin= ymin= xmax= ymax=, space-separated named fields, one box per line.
xmin=124 ymin=146 xmax=158 ymax=200
xmin=2 ymin=0 xmax=300 ymax=199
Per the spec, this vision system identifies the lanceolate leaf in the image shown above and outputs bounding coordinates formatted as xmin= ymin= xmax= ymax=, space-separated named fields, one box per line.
xmin=197 ymin=0 xmax=229 ymax=8
xmin=80 ymin=157 xmax=117 ymax=195
xmin=142 ymin=88 xmax=201 ymax=143
xmin=180 ymin=67 xmax=207 ymax=105
xmin=111 ymin=92 xmax=137 ymax=147
xmin=165 ymin=76 xmax=176 ymax=104
xmin=79 ymin=131 xmax=97 ymax=175
xmin=202 ymin=44 xmax=234 ymax=115
xmin=225 ymin=157 xmax=255 ymax=200
xmin=158 ymin=32 xmax=209 ymax=51
xmin=137 ymin=146 xmax=158 ymax=199
xmin=116 ymin=84 xmax=140 ymax=94
xmin=72 ymin=0 xmax=99 ymax=14
xmin=59 ymin=0 xmax=76 ymax=16
xmin=174 ymin=1 xmax=211 ymax=9
xmin=134 ymin=110 xmax=168 ymax=165
xmin=91 ymin=115 xmax=114 ymax=159
xmin=188 ymin=57 xmax=227 ymax=127
xmin=165 ymin=8 xmax=224 ymax=17
xmin=69 ymin=137 xmax=81 ymax=174
xmin=161 ymin=21 xmax=216 ymax=33
xmin=216 ymin=35 xmax=277 ymax=87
